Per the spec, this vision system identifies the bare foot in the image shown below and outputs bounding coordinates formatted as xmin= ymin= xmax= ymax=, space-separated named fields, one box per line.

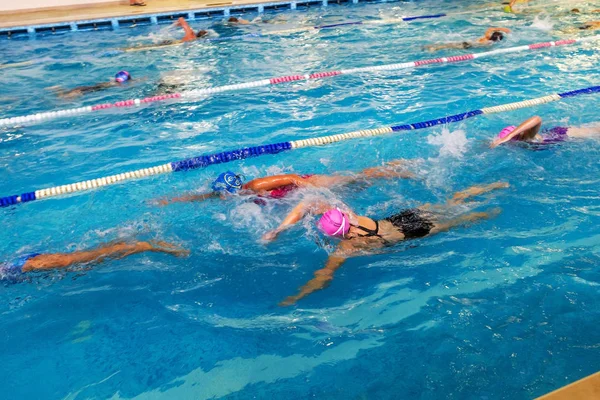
xmin=279 ymin=296 xmax=298 ymax=307
xmin=485 ymin=181 xmax=510 ymax=190
xmin=485 ymin=207 xmax=502 ymax=219
xmin=149 ymin=241 xmax=189 ymax=257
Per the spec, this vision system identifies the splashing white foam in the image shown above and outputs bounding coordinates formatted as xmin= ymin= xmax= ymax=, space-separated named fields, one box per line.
xmin=426 ymin=127 xmax=468 ymax=159
xmin=530 ymin=15 xmax=554 ymax=31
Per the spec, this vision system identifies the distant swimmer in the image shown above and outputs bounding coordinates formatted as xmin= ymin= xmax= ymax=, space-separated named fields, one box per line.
xmin=158 ymin=159 xmax=416 ymax=205
xmin=122 ymin=17 xmax=209 ymax=51
xmin=227 ymin=16 xmax=288 ymax=25
xmin=227 ymin=17 xmax=252 ymax=25
xmin=0 ymin=240 xmax=188 ymax=283
xmin=423 ymin=27 xmax=511 ymax=52
xmin=262 ymin=182 xmax=509 ymax=306
xmin=502 ymin=0 xmax=531 ymax=13
xmin=47 ymin=70 xmax=133 ymax=99
xmin=490 ymin=116 xmax=600 ymax=148
xmin=562 ymin=20 xmax=600 ymax=33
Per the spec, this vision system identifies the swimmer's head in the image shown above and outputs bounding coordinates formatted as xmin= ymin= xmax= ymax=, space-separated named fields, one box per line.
xmin=228 ymin=17 xmax=239 ymax=23
xmin=115 ymin=70 xmax=131 ymax=83
xmin=318 ymin=208 xmax=350 ymax=238
xmin=196 ymin=29 xmax=208 ymax=38
xmin=571 ymin=8 xmax=580 ymax=13
xmin=498 ymin=125 xmax=517 ymax=140
xmin=212 ymin=171 xmax=244 ymax=193
xmin=490 ymin=31 xmax=504 ymax=41
xmin=503 ymin=5 xmax=513 ymax=13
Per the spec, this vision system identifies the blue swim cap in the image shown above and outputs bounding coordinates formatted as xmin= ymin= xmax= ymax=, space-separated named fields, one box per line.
xmin=212 ymin=171 xmax=244 ymax=193
xmin=115 ymin=70 xmax=131 ymax=83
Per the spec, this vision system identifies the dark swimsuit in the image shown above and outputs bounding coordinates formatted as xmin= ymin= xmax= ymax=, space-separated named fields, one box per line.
xmin=384 ymin=208 xmax=433 ymax=239
xmin=355 ymin=220 xmax=381 ymax=238
xmin=355 ymin=209 xmax=433 ymax=240
xmin=462 ymin=42 xmax=472 ymax=49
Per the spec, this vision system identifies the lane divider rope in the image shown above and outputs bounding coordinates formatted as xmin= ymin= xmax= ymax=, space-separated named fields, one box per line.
xmin=2 ymin=36 xmax=595 ymax=129
xmin=2 ymin=85 xmax=599 ymax=208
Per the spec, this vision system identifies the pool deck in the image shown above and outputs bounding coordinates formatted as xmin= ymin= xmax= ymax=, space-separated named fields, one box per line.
xmin=537 ymin=371 xmax=600 ymax=400
xmin=0 ymin=0 xmax=316 ymax=30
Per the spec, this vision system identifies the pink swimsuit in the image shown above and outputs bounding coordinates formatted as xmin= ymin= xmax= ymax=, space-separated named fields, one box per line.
xmin=267 ymin=174 xmax=314 ymax=199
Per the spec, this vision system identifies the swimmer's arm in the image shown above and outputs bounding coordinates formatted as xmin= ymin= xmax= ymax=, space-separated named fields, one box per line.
xmin=262 ymin=199 xmax=338 ymax=242
xmin=174 ymin=17 xmax=196 ymax=42
xmin=158 ymin=192 xmax=218 ymax=205
xmin=245 ymin=174 xmax=309 ymax=192
xmin=490 ymin=116 xmax=542 ymax=148
xmin=484 ymin=27 xmax=511 ymax=38
xmin=279 ymin=242 xmax=355 ymax=306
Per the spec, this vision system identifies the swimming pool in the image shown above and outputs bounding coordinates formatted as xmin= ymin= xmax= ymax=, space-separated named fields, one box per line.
xmin=2 ymin=0 xmax=600 ymax=398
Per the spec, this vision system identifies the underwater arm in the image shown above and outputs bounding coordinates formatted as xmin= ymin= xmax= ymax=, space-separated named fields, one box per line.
xmin=279 ymin=245 xmax=352 ymax=306
xmin=158 ymin=191 xmax=218 ymax=205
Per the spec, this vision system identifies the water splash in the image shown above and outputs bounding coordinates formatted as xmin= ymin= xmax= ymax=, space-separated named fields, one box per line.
xmin=427 ymin=127 xmax=468 ymax=159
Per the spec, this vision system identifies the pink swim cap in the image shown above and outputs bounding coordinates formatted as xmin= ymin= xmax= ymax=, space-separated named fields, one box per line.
xmin=318 ymin=208 xmax=350 ymax=237
xmin=498 ymin=125 xmax=517 ymax=140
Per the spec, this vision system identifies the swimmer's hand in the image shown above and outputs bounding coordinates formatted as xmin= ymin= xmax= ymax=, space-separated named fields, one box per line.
xmin=261 ymin=229 xmax=281 ymax=242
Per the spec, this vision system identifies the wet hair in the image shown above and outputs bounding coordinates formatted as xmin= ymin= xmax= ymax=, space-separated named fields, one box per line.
xmin=196 ymin=29 xmax=208 ymax=38
xmin=228 ymin=17 xmax=239 ymax=23
xmin=490 ymin=31 xmax=504 ymax=42
xmin=571 ymin=8 xmax=580 ymax=13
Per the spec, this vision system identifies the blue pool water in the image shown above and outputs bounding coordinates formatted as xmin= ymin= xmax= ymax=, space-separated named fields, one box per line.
xmin=2 ymin=0 xmax=600 ymax=398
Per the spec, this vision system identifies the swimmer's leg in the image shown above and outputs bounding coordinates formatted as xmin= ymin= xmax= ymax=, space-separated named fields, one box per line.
xmin=22 ymin=240 xmax=188 ymax=272
xmin=564 ymin=126 xmax=600 ymax=138
xmin=423 ymin=43 xmax=463 ymax=52
xmin=305 ymin=175 xmax=356 ymax=187
xmin=305 ymin=160 xmax=415 ymax=187
xmin=46 ymin=85 xmax=66 ymax=97
xmin=358 ymin=159 xmax=416 ymax=179
xmin=429 ymin=208 xmax=501 ymax=235
xmin=447 ymin=182 xmax=509 ymax=206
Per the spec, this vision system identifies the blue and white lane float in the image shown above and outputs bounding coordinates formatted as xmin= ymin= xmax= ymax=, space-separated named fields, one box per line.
xmin=1 ymin=36 xmax=596 ymax=129
xmin=2 ymin=85 xmax=599 ymax=208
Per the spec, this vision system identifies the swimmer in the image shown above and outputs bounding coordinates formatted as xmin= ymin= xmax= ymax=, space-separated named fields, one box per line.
xmin=490 ymin=116 xmax=600 ymax=148
xmin=0 ymin=240 xmax=188 ymax=282
xmin=172 ymin=17 xmax=209 ymax=41
xmin=558 ymin=20 xmax=600 ymax=34
xmin=227 ymin=17 xmax=252 ymax=25
xmin=158 ymin=159 xmax=416 ymax=205
xmin=47 ymin=70 xmax=133 ymax=99
xmin=503 ymin=0 xmax=530 ymax=13
xmin=121 ymin=17 xmax=209 ymax=51
xmin=262 ymin=182 xmax=509 ymax=306
xmin=424 ymin=27 xmax=511 ymax=52
xmin=227 ymin=16 xmax=287 ymax=25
